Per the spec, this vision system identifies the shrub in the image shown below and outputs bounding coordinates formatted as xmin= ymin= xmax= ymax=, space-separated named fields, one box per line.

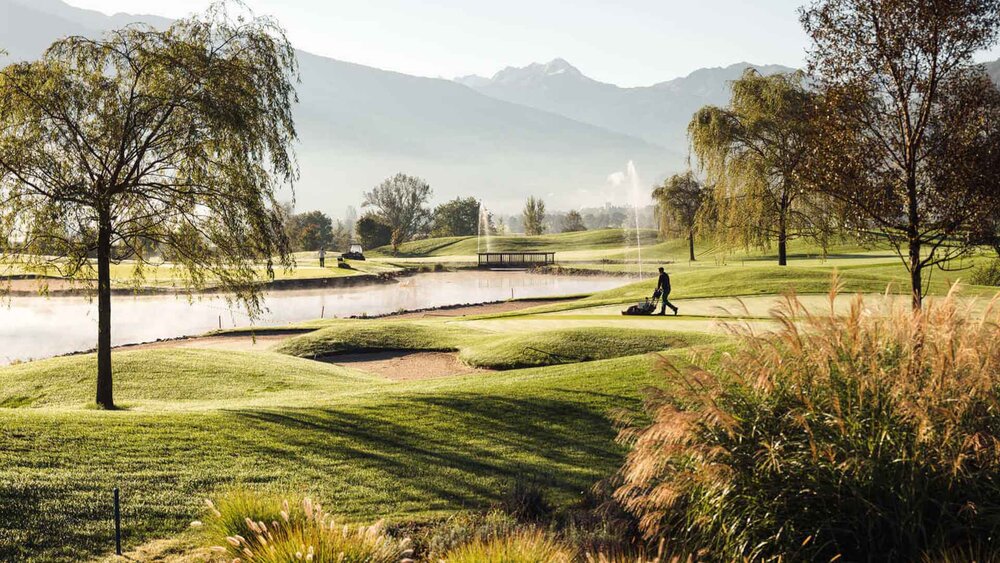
xmin=614 ymin=284 xmax=1000 ymax=561
xmin=405 ymin=510 xmax=521 ymax=560
xmin=441 ymin=530 xmax=572 ymax=562
xmin=202 ymin=493 xmax=412 ymax=562
xmin=971 ymin=258 xmax=1000 ymax=286
xmin=500 ymin=481 xmax=552 ymax=522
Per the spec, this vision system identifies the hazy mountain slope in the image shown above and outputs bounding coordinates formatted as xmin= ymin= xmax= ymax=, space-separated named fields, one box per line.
xmin=0 ymin=0 xmax=94 ymax=61
xmin=291 ymin=51 xmax=674 ymax=212
xmin=986 ymin=58 xmax=1000 ymax=84
xmin=0 ymin=0 xmax=675 ymax=213
xmin=17 ymin=0 xmax=171 ymax=30
xmin=456 ymin=59 xmax=796 ymax=150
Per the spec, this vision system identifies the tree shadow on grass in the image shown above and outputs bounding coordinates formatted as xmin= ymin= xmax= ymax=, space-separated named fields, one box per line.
xmin=0 ymin=390 xmax=635 ymax=561
xmin=227 ymin=393 xmax=626 ymax=512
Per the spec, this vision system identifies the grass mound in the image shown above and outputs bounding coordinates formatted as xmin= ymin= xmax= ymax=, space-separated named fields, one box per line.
xmin=0 ymin=349 xmax=369 ymax=409
xmin=277 ymin=321 xmax=701 ymax=371
xmin=275 ymin=321 xmax=472 ymax=358
xmin=615 ymin=289 xmax=1000 ymax=560
xmin=459 ymin=328 xmax=698 ymax=370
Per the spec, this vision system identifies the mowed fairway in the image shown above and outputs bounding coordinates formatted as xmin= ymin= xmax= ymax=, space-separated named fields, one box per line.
xmin=1 ymin=233 xmax=998 ymax=561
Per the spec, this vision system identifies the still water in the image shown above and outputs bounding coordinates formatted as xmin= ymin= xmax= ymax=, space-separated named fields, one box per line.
xmin=0 ymin=271 xmax=627 ymax=365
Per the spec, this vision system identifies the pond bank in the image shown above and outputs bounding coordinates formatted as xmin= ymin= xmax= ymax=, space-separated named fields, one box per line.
xmin=1 ymin=269 xmax=400 ymax=297
xmin=0 ymin=271 xmax=629 ymax=365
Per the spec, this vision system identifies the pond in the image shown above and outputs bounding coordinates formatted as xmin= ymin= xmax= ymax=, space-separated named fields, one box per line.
xmin=0 ymin=271 xmax=629 ymax=365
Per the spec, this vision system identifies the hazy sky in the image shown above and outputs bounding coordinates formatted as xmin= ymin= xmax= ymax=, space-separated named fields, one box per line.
xmin=63 ymin=0 xmax=1000 ymax=86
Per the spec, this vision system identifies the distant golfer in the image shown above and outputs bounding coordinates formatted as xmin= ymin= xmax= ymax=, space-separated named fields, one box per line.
xmin=318 ymin=247 xmax=326 ymax=268
xmin=656 ymin=266 xmax=679 ymax=316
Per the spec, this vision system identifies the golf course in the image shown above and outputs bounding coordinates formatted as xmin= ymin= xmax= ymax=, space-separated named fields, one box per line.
xmin=1 ymin=228 xmax=998 ymax=561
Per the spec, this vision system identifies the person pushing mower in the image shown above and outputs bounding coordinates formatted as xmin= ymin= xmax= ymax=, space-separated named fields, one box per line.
xmin=656 ymin=266 xmax=679 ymax=316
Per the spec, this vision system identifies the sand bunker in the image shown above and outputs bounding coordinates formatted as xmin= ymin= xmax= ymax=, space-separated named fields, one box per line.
xmin=322 ymin=350 xmax=490 ymax=380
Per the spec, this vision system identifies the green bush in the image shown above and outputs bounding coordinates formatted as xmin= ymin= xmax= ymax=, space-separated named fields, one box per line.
xmin=615 ymin=288 xmax=1000 ymax=561
xmin=970 ymin=258 xmax=1000 ymax=286
xmin=500 ymin=481 xmax=552 ymax=522
xmin=405 ymin=511 xmax=521 ymax=561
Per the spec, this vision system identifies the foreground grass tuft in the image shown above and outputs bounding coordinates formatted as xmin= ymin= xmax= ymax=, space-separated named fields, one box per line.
xmin=203 ymin=493 xmax=412 ymax=562
xmin=441 ymin=529 xmax=573 ymax=562
xmin=615 ymin=286 xmax=1000 ymax=560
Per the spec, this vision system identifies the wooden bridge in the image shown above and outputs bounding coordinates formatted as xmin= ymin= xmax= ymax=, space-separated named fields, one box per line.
xmin=477 ymin=252 xmax=556 ymax=269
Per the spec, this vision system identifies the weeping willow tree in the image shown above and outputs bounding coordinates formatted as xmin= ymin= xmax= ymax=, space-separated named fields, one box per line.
xmin=0 ymin=2 xmax=298 ymax=408
xmin=688 ymin=69 xmax=831 ymax=265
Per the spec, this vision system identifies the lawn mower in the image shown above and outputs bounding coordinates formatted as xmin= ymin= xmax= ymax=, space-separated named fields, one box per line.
xmin=622 ymin=289 xmax=662 ymax=316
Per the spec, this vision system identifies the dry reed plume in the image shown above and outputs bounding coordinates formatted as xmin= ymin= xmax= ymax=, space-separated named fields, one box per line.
xmin=614 ymin=279 xmax=1000 ymax=560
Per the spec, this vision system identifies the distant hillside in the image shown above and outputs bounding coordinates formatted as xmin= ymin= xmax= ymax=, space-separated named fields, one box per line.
xmin=0 ymin=0 xmax=674 ymax=214
xmin=456 ymin=59 xmax=797 ymax=150
xmin=986 ymin=58 xmax=1000 ymax=84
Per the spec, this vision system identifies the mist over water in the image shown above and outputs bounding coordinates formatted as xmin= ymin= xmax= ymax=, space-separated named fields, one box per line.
xmin=0 ymin=271 xmax=626 ymax=365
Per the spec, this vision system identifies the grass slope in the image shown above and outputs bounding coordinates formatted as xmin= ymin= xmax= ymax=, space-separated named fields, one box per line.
xmin=458 ymin=327 xmax=711 ymax=369
xmin=0 ymin=350 xmax=665 ymax=561
xmin=0 ymin=349 xmax=376 ymax=410
xmin=274 ymin=321 xmax=471 ymax=358
xmin=371 ymin=228 xmax=660 ymax=258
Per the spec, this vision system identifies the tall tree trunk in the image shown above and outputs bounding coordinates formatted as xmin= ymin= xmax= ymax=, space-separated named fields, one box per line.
xmin=95 ymin=210 xmax=114 ymax=409
xmin=688 ymin=229 xmax=696 ymax=262
xmin=909 ymin=245 xmax=922 ymax=311
xmin=777 ymin=209 xmax=788 ymax=266
xmin=907 ymin=173 xmax=922 ymax=310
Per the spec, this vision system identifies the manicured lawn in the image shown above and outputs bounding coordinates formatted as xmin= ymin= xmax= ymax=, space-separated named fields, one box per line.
xmin=0 ymin=349 xmax=379 ymax=410
xmin=275 ymin=320 xmax=712 ymax=369
xmin=0 ymin=349 xmax=665 ymax=561
xmin=2 ymin=243 xmax=997 ymax=561
xmin=456 ymin=327 xmax=714 ymax=369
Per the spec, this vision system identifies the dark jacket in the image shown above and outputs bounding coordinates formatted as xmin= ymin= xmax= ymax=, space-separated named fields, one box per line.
xmin=656 ymin=271 xmax=671 ymax=294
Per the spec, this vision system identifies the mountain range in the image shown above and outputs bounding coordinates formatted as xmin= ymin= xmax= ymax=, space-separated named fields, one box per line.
xmin=456 ymin=59 xmax=795 ymax=149
xmin=5 ymin=0 xmax=998 ymax=217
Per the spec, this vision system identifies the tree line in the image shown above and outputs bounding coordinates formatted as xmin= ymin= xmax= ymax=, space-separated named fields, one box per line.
xmin=654 ymin=0 xmax=1000 ymax=309
xmin=287 ymin=175 xmax=591 ymax=253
